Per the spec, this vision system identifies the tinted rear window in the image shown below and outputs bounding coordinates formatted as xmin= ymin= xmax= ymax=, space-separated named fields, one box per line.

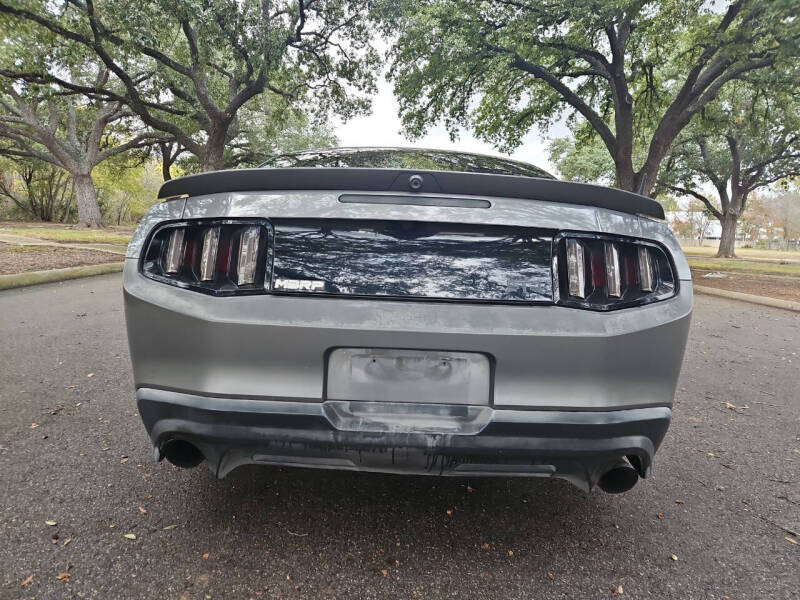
xmin=260 ymin=147 xmax=554 ymax=179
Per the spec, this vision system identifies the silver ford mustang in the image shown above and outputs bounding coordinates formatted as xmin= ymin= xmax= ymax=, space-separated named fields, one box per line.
xmin=124 ymin=147 xmax=692 ymax=494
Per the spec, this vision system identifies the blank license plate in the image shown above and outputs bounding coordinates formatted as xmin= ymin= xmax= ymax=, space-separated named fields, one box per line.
xmin=326 ymin=348 xmax=491 ymax=405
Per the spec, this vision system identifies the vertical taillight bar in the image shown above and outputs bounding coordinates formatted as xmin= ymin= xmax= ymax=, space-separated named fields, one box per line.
xmin=165 ymin=228 xmax=185 ymax=274
xmin=200 ymin=227 xmax=220 ymax=281
xmin=604 ymin=242 xmax=621 ymax=297
xmin=566 ymin=238 xmax=586 ymax=298
xmin=237 ymin=226 xmax=261 ymax=285
xmin=638 ymin=246 xmax=654 ymax=292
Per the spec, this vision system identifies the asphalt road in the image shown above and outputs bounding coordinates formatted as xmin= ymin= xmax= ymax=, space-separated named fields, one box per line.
xmin=1 ymin=274 xmax=798 ymax=599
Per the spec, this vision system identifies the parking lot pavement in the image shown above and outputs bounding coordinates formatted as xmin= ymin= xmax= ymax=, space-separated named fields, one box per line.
xmin=1 ymin=274 xmax=798 ymax=599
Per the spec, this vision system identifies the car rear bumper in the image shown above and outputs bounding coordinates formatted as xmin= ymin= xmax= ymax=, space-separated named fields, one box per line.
xmin=124 ymin=266 xmax=692 ymax=411
xmin=138 ymin=387 xmax=671 ymax=492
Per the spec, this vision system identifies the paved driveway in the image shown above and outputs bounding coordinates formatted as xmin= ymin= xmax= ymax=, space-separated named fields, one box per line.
xmin=0 ymin=274 xmax=797 ymax=599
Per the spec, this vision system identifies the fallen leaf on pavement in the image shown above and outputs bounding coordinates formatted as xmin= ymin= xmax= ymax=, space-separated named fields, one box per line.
xmin=202 ymin=552 xmax=210 ymax=560
xmin=30 ymin=423 xmax=39 ymax=429
xmin=507 ymin=550 xmax=514 ymax=557
xmin=62 ymin=538 xmax=71 ymax=547
xmin=675 ymin=500 xmax=684 ymax=505
xmin=120 ymin=456 xmax=129 ymax=464
xmin=725 ymin=402 xmax=736 ymax=410
xmin=445 ymin=509 xmax=453 ymax=516
xmin=547 ymin=572 xmax=555 ymax=581
xmin=612 ymin=584 xmax=623 ymax=596
xmin=138 ymin=506 xmax=147 ymax=515
xmin=380 ymin=569 xmax=388 ymax=577
xmin=656 ymin=513 xmax=664 ymax=519
xmin=21 ymin=574 xmax=34 ymax=588
xmin=669 ymin=554 xmax=678 ymax=561
xmin=786 ymin=536 xmax=798 ymax=545
xmin=123 ymin=533 xmax=136 ymax=540
xmin=56 ymin=572 xmax=70 ymax=582
xmin=163 ymin=524 xmax=179 ymax=530
xmin=45 ymin=520 xmax=57 ymax=526
xmin=481 ymin=542 xmax=490 ymax=550
xmin=87 ymin=373 xmax=94 ymax=378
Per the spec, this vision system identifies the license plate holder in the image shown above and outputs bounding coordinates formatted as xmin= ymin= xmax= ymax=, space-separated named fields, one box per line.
xmin=326 ymin=348 xmax=491 ymax=405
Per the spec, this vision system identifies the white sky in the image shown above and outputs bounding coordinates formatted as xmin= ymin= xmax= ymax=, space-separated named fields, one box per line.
xmin=333 ymin=76 xmax=558 ymax=174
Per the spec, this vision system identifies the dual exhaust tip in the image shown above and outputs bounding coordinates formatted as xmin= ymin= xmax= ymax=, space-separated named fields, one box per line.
xmin=597 ymin=458 xmax=641 ymax=494
xmin=157 ymin=439 xmax=204 ymax=469
xmin=155 ymin=440 xmax=641 ymax=494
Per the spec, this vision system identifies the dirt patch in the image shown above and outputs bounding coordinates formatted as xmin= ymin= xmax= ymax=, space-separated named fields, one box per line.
xmin=692 ymin=269 xmax=800 ymax=303
xmin=0 ymin=244 xmax=120 ymax=275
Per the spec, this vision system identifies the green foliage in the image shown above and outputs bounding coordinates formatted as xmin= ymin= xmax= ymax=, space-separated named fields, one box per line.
xmin=659 ymin=70 xmax=800 ymax=218
xmin=548 ymin=136 xmax=614 ymax=184
xmin=0 ymin=155 xmax=75 ymax=221
xmin=378 ymin=0 xmax=800 ymax=193
xmin=93 ymin=154 xmax=162 ymax=224
xmin=0 ymin=0 xmax=379 ymax=170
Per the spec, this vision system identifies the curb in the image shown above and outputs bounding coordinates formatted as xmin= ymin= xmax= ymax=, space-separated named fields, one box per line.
xmin=0 ymin=262 xmax=123 ymax=291
xmin=694 ymin=285 xmax=800 ymax=313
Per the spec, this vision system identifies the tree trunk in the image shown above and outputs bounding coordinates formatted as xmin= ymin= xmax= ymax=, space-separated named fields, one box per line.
xmin=73 ymin=173 xmax=103 ymax=228
xmin=201 ymin=143 xmax=226 ymax=172
xmin=716 ymin=212 xmax=739 ymax=258
xmin=162 ymin=158 xmax=173 ymax=181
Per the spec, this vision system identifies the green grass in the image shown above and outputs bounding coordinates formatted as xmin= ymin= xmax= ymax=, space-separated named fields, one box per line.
xmin=688 ymin=257 xmax=800 ymax=277
xmin=1 ymin=245 xmax=62 ymax=253
xmin=681 ymin=244 xmax=800 ymax=261
xmin=7 ymin=228 xmax=132 ymax=244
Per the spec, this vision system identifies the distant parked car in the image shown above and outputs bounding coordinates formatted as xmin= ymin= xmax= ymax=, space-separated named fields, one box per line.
xmin=124 ymin=147 xmax=692 ymax=493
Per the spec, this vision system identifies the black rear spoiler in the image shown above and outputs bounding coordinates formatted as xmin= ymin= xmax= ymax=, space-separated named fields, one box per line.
xmin=158 ymin=168 xmax=665 ymax=220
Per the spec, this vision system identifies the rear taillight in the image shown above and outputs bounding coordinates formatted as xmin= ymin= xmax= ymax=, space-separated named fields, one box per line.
xmin=554 ymin=233 xmax=676 ymax=310
xmin=141 ymin=219 xmax=271 ymax=295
